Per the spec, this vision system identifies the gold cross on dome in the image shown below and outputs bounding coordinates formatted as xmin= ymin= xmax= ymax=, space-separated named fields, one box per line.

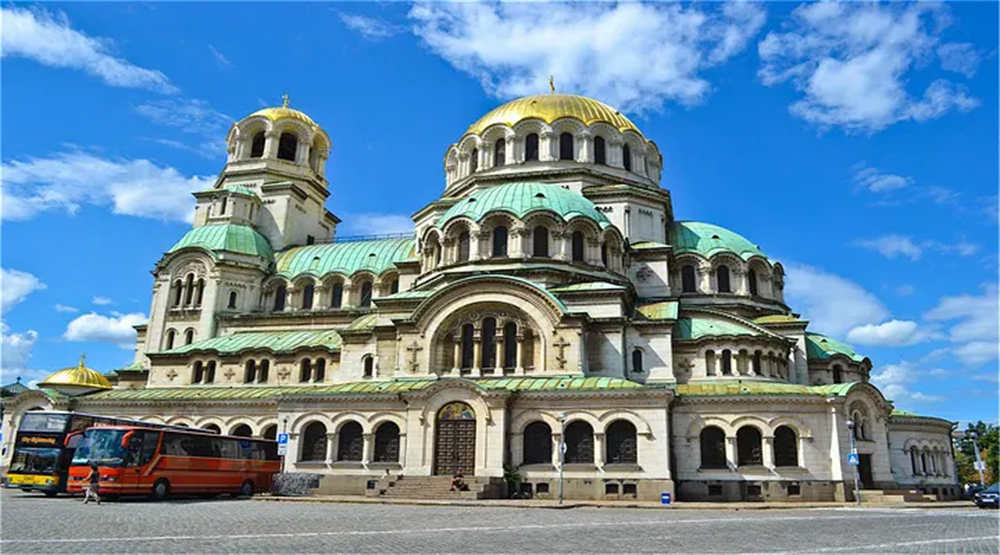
xmin=281 ymin=93 xmax=290 ymax=108
xmin=548 ymin=75 xmax=555 ymax=94
xmin=79 ymin=353 xmax=87 ymax=368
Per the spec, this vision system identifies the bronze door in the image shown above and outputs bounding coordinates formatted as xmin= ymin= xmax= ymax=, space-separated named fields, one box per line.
xmin=434 ymin=402 xmax=476 ymax=475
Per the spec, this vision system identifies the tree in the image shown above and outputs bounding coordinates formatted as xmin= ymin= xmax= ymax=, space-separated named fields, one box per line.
xmin=956 ymin=421 xmax=998 ymax=485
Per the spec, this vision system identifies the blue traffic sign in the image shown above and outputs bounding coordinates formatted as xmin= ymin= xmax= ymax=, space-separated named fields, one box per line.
xmin=277 ymin=433 xmax=289 ymax=445
xmin=847 ymin=453 xmax=859 ymax=465
xmin=661 ymin=492 xmax=672 ymax=505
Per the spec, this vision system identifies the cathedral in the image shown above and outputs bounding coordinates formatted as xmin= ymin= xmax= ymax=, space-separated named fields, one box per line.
xmin=1 ymin=93 xmax=959 ymax=501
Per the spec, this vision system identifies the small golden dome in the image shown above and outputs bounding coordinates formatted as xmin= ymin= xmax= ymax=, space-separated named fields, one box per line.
xmin=466 ymin=94 xmax=642 ymax=137
xmin=38 ymin=356 xmax=112 ymax=394
xmin=249 ymin=106 xmax=319 ymax=130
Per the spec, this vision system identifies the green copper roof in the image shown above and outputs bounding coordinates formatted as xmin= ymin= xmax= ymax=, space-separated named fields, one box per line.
xmin=669 ymin=221 xmax=767 ymax=261
xmin=0 ymin=380 xmax=30 ymax=397
xmin=114 ymin=361 xmax=146 ymax=373
xmin=805 ymin=333 xmax=866 ymax=363
xmin=275 ymin=238 xmax=414 ymax=279
xmin=169 ymin=224 xmax=273 ymax=259
xmin=549 ymin=281 xmax=626 ymax=293
xmin=344 ymin=313 xmax=377 ymax=331
xmin=157 ymin=329 xmax=342 ymax=356
xmin=675 ymin=316 xmax=763 ymax=340
xmin=437 ymin=183 xmax=612 ymax=229
xmin=222 ymin=185 xmax=257 ymax=196
xmin=636 ymin=301 xmax=679 ymax=321
xmin=677 ymin=380 xmax=858 ymax=398
xmin=79 ymin=377 xmax=654 ymax=402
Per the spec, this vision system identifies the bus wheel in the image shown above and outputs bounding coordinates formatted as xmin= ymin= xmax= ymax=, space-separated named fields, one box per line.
xmin=43 ymin=491 xmax=57 ymax=498
xmin=152 ymin=479 xmax=170 ymax=501
xmin=239 ymin=480 xmax=254 ymax=498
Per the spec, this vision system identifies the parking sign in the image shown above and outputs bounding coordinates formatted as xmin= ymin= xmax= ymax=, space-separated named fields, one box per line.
xmin=277 ymin=433 xmax=289 ymax=456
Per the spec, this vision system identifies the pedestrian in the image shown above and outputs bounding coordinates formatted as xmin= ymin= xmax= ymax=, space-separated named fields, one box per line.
xmin=83 ymin=462 xmax=101 ymax=505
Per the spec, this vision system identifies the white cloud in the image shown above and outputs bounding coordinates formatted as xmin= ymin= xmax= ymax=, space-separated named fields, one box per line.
xmin=63 ymin=312 xmax=147 ymax=350
xmin=339 ymin=13 xmax=402 ymax=40
xmin=0 ymin=322 xmax=42 ymax=382
xmin=871 ymin=360 xmax=943 ymax=403
xmin=54 ymin=304 xmax=79 ymax=313
xmin=853 ymin=165 xmax=912 ymax=193
xmin=91 ymin=296 xmax=113 ymax=306
xmin=846 ymin=319 xmax=938 ymax=347
xmin=938 ymin=43 xmax=980 ymax=78
xmin=782 ymin=261 xmax=888 ymax=337
xmin=924 ymin=284 xmax=999 ymax=367
xmin=854 ymin=234 xmax=980 ymax=260
xmin=953 ymin=342 xmax=999 ymax=367
xmin=1 ymin=7 xmax=177 ymax=94
xmin=758 ymin=3 xmax=978 ymax=132
xmin=135 ymin=98 xmax=231 ymax=159
xmin=2 ymin=150 xmax=214 ymax=223
xmin=1 ymin=268 xmax=46 ymax=313
xmin=208 ymin=44 xmax=231 ymax=67
xmin=339 ymin=213 xmax=415 ymax=236
xmin=408 ymin=1 xmax=765 ymax=112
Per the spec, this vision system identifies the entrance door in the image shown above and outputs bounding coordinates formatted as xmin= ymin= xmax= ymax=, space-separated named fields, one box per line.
xmin=434 ymin=402 xmax=476 ymax=476
xmin=858 ymin=454 xmax=874 ymax=489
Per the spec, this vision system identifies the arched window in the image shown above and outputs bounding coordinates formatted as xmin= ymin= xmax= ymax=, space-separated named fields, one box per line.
xmin=172 ymin=280 xmax=183 ymax=307
xmin=774 ymin=426 xmax=798 ymax=467
xmin=273 ymin=285 xmax=286 ymax=311
xmin=460 ymin=324 xmax=475 ymax=370
xmin=337 ymin=422 xmax=363 ymax=461
xmin=301 ymin=284 xmax=314 ymax=310
xmin=313 ymin=358 xmax=325 ymax=382
xmin=681 ymin=265 xmax=696 ymax=293
xmin=250 ymin=131 xmax=266 ymax=158
xmin=571 ymin=231 xmax=585 ymax=262
xmin=231 ymin=424 xmax=252 ymax=437
xmin=752 ymin=351 xmax=762 ymax=375
xmin=192 ymin=361 xmax=204 ymax=384
xmin=748 ymin=269 xmax=758 ymax=296
xmin=389 ymin=278 xmax=399 ymax=294
xmin=594 ymin=136 xmax=606 ymax=165
xmin=184 ymin=274 xmax=195 ymax=305
xmin=299 ymin=358 xmax=312 ymax=383
xmin=492 ymin=226 xmax=508 ymax=257
xmin=262 ymin=425 xmax=277 ymax=440
xmin=606 ymin=420 xmax=637 ymax=464
xmin=533 ymin=226 xmax=549 ymax=257
xmin=277 ymin=132 xmax=297 ymax=161
xmin=470 ymin=148 xmax=479 ymax=173
xmin=632 ymin=348 xmax=643 ymax=373
xmin=716 ymin=265 xmax=731 ymax=293
xmin=524 ymin=133 xmax=539 ymax=161
xmin=559 ymin=132 xmax=574 ymax=160
xmin=359 ymin=281 xmax=373 ymax=308
xmin=227 ymin=291 xmax=238 ymax=309
xmin=373 ymin=422 xmax=400 ymax=462
xmin=564 ymin=421 xmax=594 ymax=464
xmin=494 ymin=139 xmax=505 ymax=166
xmin=184 ymin=329 xmax=194 ymax=345
xmin=705 ymin=350 xmax=716 ymax=375
xmin=244 ymin=360 xmax=256 ymax=383
xmin=363 ymin=355 xmax=374 ymax=378
xmin=202 ymin=424 xmax=221 ymax=434
xmin=300 ymin=422 xmax=327 ymax=462
xmin=164 ymin=330 xmax=176 ymax=350
xmin=737 ymin=426 xmax=763 ymax=466
xmin=195 ymin=279 xmax=205 ymax=306
xmin=503 ymin=322 xmax=517 ymax=369
xmin=257 ymin=360 xmax=269 ymax=382
xmin=330 ymin=282 xmax=343 ymax=308
xmin=482 ymin=317 xmax=497 ymax=369
xmin=720 ymin=350 xmax=732 ymax=375
xmin=523 ymin=421 xmax=552 ymax=465
xmin=921 ymin=452 xmax=928 ymax=474
xmin=220 ymin=197 xmax=228 ymax=215
xmin=205 ymin=361 xmax=215 ymax=383
xmin=601 ymin=243 xmax=608 ymax=267
xmin=910 ymin=447 xmax=920 ymax=475
xmin=832 ymin=365 xmax=843 ymax=384
xmin=700 ymin=426 xmax=726 ymax=469
xmin=622 ymin=144 xmax=632 ymax=171
xmin=457 ymin=231 xmax=471 ymax=262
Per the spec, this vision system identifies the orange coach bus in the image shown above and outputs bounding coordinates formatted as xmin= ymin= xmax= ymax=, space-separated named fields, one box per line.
xmin=67 ymin=425 xmax=279 ymax=499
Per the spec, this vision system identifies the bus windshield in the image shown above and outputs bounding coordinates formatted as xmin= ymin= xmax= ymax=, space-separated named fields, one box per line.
xmin=9 ymin=448 xmax=61 ymax=474
xmin=71 ymin=429 xmax=128 ymax=466
xmin=19 ymin=413 xmax=70 ymax=433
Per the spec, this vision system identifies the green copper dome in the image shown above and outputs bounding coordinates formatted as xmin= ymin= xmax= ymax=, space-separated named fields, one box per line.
xmin=169 ymin=224 xmax=273 ymax=258
xmin=275 ymin=238 xmax=415 ymax=278
xmin=437 ymin=182 xmax=612 ymax=229
xmin=669 ymin=221 xmax=767 ymax=260
xmin=805 ymin=333 xmax=866 ymax=363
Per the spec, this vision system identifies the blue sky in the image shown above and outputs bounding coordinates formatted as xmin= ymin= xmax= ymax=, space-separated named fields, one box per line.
xmin=1 ymin=2 xmax=996 ymax=423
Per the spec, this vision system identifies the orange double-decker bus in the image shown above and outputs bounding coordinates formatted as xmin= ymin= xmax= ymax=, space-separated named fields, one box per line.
xmin=67 ymin=426 xmax=279 ymax=499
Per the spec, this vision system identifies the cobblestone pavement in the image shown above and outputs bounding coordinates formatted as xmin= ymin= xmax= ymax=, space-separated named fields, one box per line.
xmin=1 ymin=490 xmax=997 ymax=553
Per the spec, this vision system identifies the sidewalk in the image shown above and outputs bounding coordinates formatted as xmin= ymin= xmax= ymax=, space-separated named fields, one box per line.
xmin=254 ymin=494 xmax=976 ymax=511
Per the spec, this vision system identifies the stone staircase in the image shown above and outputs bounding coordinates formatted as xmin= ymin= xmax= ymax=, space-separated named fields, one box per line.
xmin=859 ymin=488 xmax=937 ymax=504
xmin=366 ymin=475 xmax=505 ymax=500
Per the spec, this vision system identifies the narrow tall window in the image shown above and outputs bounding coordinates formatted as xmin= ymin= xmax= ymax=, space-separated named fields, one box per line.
xmin=192 ymin=361 xmax=204 ymax=384
xmin=359 ymin=281 xmax=373 ymax=308
xmin=374 ymin=422 xmax=400 ymax=462
xmin=737 ymin=426 xmax=763 ymax=466
xmin=277 ymin=132 xmax=297 ymax=161
xmin=774 ymin=426 xmax=798 ymax=467
xmin=220 ymin=197 xmax=227 ymax=215
xmin=172 ymin=280 xmax=183 ymax=307
xmin=205 ymin=361 xmax=215 ymax=384
xmin=313 ymin=359 xmax=325 ymax=382
xmin=250 ymin=132 xmax=265 ymax=158
xmin=748 ymin=269 xmax=758 ymax=296
xmin=299 ymin=359 xmax=311 ymax=383
xmin=594 ymin=136 xmax=606 ymax=165
xmin=524 ymin=133 xmax=539 ymax=161
xmin=227 ymin=291 xmax=238 ymax=309
xmin=494 ymin=139 xmax=505 ymax=166
xmin=622 ymin=144 xmax=632 ymax=171
xmin=273 ymin=286 xmax=286 ymax=311
xmin=503 ymin=322 xmax=517 ymax=369
xmin=470 ymin=148 xmax=478 ymax=173
xmin=257 ymin=360 xmax=269 ymax=382
xmin=721 ymin=349 xmax=732 ymax=375
xmin=460 ymin=323 xmax=475 ymax=369
xmin=389 ymin=278 xmax=399 ymax=294
xmin=832 ymin=365 xmax=843 ymax=384
xmin=533 ymin=226 xmax=549 ymax=257
xmin=601 ymin=244 xmax=608 ymax=267
xmin=195 ymin=279 xmax=205 ymax=306
xmin=184 ymin=274 xmax=194 ymax=305
xmin=363 ymin=355 xmax=374 ymax=378
xmin=184 ymin=329 xmax=194 ymax=345
xmin=559 ymin=132 xmax=574 ymax=160
xmin=752 ymin=351 xmax=762 ymax=374
xmin=681 ymin=265 xmax=696 ymax=293
xmin=700 ymin=427 xmax=726 ymax=469
xmin=330 ymin=282 xmax=343 ymax=308
xmin=482 ymin=317 xmax=497 ymax=369
xmin=301 ymin=284 xmax=314 ymax=310
xmin=632 ymin=348 xmax=643 ymax=373
xmin=571 ymin=231 xmax=585 ymax=262
xmin=492 ymin=226 xmax=508 ymax=257
xmin=457 ymin=231 xmax=470 ymax=262
xmin=716 ymin=266 xmax=731 ymax=293
xmin=244 ymin=360 xmax=256 ymax=384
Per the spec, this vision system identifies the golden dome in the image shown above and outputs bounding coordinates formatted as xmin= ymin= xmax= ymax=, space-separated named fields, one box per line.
xmin=38 ymin=356 xmax=112 ymax=393
xmin=466 ymin=94 xmax=642 ymax=137
xmin=249 ymin=106 xmax=319 ymax=130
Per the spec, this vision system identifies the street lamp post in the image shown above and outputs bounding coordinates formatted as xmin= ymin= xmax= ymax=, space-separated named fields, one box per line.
xmin=969 ymin=431 xmax=986 ymax=487
xmin=558 ymin=413 xmax=567 ymax=505
xmin=846 ymin=419 xmax=860 ymax=505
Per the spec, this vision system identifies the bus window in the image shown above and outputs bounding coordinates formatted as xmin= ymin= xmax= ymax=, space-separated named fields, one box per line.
xmin=19 ymin=413 xmax=69 ymax=432
xmin=71 ymin=429 xmax=129 ymax=466
xmin=219 ymin=438 xmax=240 ymax=459
xmin=10 ymin=448 xmax=61 ymax=474
xmin=69 ymin=416 xmax=96 ymax=433
xmin=127 ymin=431 xmax=160 ymax=467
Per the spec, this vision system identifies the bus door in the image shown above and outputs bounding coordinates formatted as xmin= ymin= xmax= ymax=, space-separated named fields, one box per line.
xmin=123 ymin=431 xmax=161 ymax=493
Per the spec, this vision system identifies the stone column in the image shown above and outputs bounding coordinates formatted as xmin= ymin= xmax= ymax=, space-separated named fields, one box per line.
xmin=264 ymin=130 xmax=279 ymax=158
xmin=515 ymin=336 xmax=525 ymax=375
xmin=580 ymin=132 xmax=593 ymax=163
xmin=325 ymin=433 xmax=337 ymax=464
xmin=763 ymin=435 xmax=775 ymax=468
xmin=317 ymin=150 xmax=329 ymax=176
xmin=594 ymin=432 xmax=605 ymax=467
xmin=540 ymin=130 xmax=555 ymax=161
xmin=555 ymin=231 xmax=570 ymax=261
xmin=725 ymin=436 xmax=737 ymax=469
xmin=471 ymin=335 xmax=482 ymax=377
xmin=586 ymin=238 xmax=601 ymax=266
xmin=470 ymin=230 xmax=486 ymax=260
xmin=295 ymin=140 xmax=310 ymax=166
xmin=341 ymin=278 xmax=353 ymax=308
xmin=452 ymin=337 xmax=461 ymax=374
xmin=734 ymin=267 xmax=748 ymax=295
xmin=457 ymin=152 xmax=469 ymax=178
xmin=551 ymin=433 xmax=562 ymax=467
xmin=494 ymin=334 xmax=504 ymax=374
xmin=505 ymin=133 xmax=515 ymax=164
xmin=609 ymin=139 xmax=624 ymax=168
xmin=362 ymin=433 xmax=373 ymax=465
xmin=510 ymin=227 xmax=526 ymax=258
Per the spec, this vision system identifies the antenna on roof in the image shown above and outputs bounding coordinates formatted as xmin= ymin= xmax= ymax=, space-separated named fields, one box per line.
xmin=548 ymin=75 xmax=555 ymax=94
xmin=281 ymin=93 xmax=290 ymax=108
